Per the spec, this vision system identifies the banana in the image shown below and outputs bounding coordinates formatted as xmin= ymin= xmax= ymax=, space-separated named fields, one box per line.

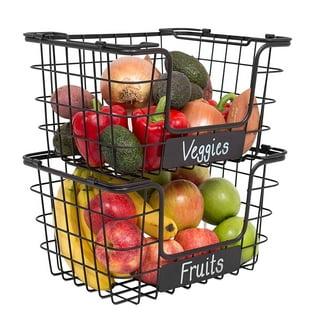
xmin=130 ymin=191 xmax=178 ymax=240
xmin=53 ymin=169 xmax=113 ymax=291
xmin=138 ymin=210 xmax=178 ymax=240
xmin=76 ymin=183 xmax=100 ymax=242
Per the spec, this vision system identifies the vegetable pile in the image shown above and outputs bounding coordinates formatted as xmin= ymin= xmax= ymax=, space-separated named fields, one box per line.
xmin=51 ymin=51 xmax=260 ymax=173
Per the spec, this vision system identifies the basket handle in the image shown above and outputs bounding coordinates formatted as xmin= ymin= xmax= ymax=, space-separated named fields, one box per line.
xmin=159 ymin=27 xmax=211 ymax=36
xmin=24 ymin=31 xmax=160 ymax=53
xmin=95 ymin=40 xmax=159 ymax=52
xmin=24 ymin=32 xmax=69 ymax=41
xmin=159 ymin=28 xmax=291 ymax=47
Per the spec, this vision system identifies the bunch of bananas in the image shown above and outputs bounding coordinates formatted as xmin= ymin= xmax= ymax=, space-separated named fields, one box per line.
xmin=53 ymin=167 xmax=178 ymax=290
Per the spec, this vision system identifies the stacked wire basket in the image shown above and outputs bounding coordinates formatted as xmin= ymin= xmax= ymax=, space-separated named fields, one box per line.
xmin=23 ymin=28 xmax=291 ymax=304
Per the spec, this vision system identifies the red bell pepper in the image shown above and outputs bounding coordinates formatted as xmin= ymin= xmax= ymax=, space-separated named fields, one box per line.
xmin=132 ymin=96 xmax=189 ymax=171
xmin=215 ymin=93 xmax=236 ymax=120
xmin=72 ymin=102 xmax=128 ymax=167
xmin=206 ymin=99 xmax=218 ymax=107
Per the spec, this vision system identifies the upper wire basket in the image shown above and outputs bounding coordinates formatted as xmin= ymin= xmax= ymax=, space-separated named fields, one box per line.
xmin=24 ymin=28 xmax=291 ymax=177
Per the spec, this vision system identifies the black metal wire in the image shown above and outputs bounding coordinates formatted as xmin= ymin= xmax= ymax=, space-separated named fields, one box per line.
xmin=23 ymin=28 xmax=290 ymax=304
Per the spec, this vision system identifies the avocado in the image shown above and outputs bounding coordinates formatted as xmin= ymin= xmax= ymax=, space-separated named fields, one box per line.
xmin=101 ymin=125 xmax=143 ymax=174
xmin=166 ymin=51 xmax=209 ymax=89
xmin=190 ymin=82 xmax=204 ymax=101
xmin=152 ymin=71 xmax=191 ymax=109
xmin=53 ymin=122 xmax=80 ymax=156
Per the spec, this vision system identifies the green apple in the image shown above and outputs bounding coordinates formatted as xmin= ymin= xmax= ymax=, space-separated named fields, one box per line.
xmin=199 ymin=177 xmax=241 ymax=225
xmin=214 ymin=216 xmax=258 ymax=264
xmin=138 ymin=170 xmax=172 ymax=200
xmin=143 ymin=170 xmax=172 ymax=185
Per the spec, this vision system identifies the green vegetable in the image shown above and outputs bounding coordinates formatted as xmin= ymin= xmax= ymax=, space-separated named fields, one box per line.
xmin=53 ymin=122 xmax=80 ymax=156
xmin=166 ymin=51 xmax=209 ymax=89
xmin=152 ymin=71 xmax=191 ymax=110
xmin=190 ymin=82 xmax=204 ymax=101
xmin=101 ymin=125 xmax=143 ymax=174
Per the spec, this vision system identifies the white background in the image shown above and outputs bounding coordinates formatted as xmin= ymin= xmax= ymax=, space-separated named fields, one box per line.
xmin=1 ymin=0 xmax=319 ymax=319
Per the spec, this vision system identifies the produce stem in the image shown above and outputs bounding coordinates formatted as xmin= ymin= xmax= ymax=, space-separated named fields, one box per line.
xmin=216 ymin=93 xmax=236 ymax=112
xmin=91 ymin=98 xmax=102 ymax=111
xmin=150 ymin=96 xmax=167 ymax=122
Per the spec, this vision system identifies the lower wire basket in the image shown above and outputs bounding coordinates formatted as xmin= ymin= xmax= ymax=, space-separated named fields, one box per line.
xmin=24 ymin=144 xmax=286 ymax=305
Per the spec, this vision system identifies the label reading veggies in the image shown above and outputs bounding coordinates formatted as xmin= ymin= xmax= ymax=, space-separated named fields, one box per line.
xmin=163 ymin=131 xmax=245 ymax=168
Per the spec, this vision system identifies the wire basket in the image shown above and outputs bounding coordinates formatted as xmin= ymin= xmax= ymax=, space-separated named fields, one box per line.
xmin=23 ymin=28 xmax=291 ymax=304
xmin=23 ymin=145 xmax=285 ymax=304
xmin=24 ymin=28 xmax=291 ymax=175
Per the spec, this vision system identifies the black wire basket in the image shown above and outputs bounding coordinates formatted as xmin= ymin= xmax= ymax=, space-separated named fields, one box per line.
xmin=23 ymin=28 xmax=291 ymax=305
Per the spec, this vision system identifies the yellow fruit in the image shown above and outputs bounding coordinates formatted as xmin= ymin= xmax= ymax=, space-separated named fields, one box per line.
xmin=77 ymin=183 xmax=100 ymax=242
xmin=129 ymin=191 xmax=178 ymax=240
xmin=54 ymin=171 xmax=113 ymax=291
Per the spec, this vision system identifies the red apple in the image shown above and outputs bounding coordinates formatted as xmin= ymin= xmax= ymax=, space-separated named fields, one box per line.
xmin=140 ymin=237 xmax=184 ymax=285
xmin=171 ymin=165 xmax=210 ymax=186
xmin=95 ymin=220 xmax=144 ymax=274
xmin=199 ymin=177 xmax=241 ymax=225
xmin=149 ymin=179 xmax=204 ymax=231
xmin=175 ymin=227 xmax=220 ymax=258
xmin=85 ymin=191 xmax=137 ymax=235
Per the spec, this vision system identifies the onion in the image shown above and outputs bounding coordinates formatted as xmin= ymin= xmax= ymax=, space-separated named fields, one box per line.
xmin=181 ymin=99 xmax=226 ymax=135
xmin=100 ymin=56 xmax=160 ymax=110
xmin=144 ymin=55 xmax=161 ymax=79
xmin=226 ymin=88 xmax=260 ymax=154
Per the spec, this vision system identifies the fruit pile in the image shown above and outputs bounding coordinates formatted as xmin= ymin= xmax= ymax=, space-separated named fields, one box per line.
xmin=54 ymin=164 xmax=258 ymax=290
xmin=49 ymin=49 xmax=261 ymax=291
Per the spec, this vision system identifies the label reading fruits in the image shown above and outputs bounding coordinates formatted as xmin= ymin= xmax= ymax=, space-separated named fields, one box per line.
xmin=162 ymin=131 xmax=245 ymax=168
xmin=158 ymin=246 xmax=241 ymax=292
